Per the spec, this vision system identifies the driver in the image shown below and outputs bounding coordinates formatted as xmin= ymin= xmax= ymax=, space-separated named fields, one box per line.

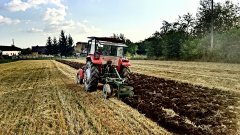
xmin=97 ymin=47 xmax=103 ymax=55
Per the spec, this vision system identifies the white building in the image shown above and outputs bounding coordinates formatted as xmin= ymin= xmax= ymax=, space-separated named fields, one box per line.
xmin=0 ymin=45 xmax=22 ymax=56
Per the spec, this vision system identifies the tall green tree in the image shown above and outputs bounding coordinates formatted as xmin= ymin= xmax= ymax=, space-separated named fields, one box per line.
xmin=66 ymin=34 xmax=74 ymax=56
xmin=179 ymin=0 xmax=240 ymax=61
xmin=177 ymin=13 xmax=196 ymax=36
xmin=46 ymin=36 xmax=53 ymax=55
xmin=145 ymin=36 xmax=163 ymax=57
xmin=136 ymin=42 xmax=147 ymax=55
xmin=135 ymin=0 xmax=240 ymax=62
xmin=147 ymin=20 xmax=190 ymax=59
xmin=163 ymin=30 xmax=188 ymax=59
xmin=112 ymin=33 xmax=137 ymax=55
xmin=21 ymin=48 xmax=32 ymax=55
xmin=195 ymin=0 xmax=239 ymax=36
xmin=125 ymin=39 xmax=137 ymax=56
xmin=58 ymin=30 xmax=68 ymax=56
xmin=52 ymin=37 xmax=58 ymax=55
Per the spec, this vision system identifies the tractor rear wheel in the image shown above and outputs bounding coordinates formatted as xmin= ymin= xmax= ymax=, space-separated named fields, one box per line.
xmin=121 ymin=67 xmax=130 ymax=83
xmin=84 ymin=62 xmax=99 ymax=92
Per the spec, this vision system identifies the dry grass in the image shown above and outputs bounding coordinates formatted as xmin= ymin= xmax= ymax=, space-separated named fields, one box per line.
xmin=0 ymin=60 xmax=169 ymax=135
xmin=130 ymin=60 xmax=240 ymax=92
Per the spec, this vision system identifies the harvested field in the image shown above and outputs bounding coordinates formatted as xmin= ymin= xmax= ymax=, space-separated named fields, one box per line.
xmin=58 ymin=59 xmax=240 ymax=135
xmin=130 ymin=60 xmax=240 ymax=93
xmin=68 ymin=58 xmax=240 ymax=92
xmin=0 ymin=60 xmax=169 ymax=134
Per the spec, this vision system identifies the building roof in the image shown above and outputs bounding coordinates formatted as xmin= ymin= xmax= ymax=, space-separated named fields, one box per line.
xmin=0 ymin=45 xmax=22 ymax=51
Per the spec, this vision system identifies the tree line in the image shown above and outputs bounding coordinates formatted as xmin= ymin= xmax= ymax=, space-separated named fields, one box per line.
xmin=123 ymin=0 xmax=240 ymax=63
xmin=46 ymin=30 xmax=74 ymax=57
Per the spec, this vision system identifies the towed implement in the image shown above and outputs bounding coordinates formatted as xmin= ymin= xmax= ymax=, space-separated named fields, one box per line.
xmin=76 ymin=37 xmax=134 ymax=99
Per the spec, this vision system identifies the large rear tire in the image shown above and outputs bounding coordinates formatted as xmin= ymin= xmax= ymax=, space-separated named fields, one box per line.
xmin=84 ymin=62 xmax=99 ymax=92
xmin=121 ymin=67 xmax=130 ymax=84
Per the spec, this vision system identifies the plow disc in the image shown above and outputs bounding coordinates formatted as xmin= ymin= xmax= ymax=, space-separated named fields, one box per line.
xmin=103 ymin=70 xmax=134 ymax=99
xmin=117 ymin=85 xmax=134 ymax=98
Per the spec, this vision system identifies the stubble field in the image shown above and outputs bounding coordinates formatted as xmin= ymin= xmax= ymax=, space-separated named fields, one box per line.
xmin=0 ymin=60 xmax=169 ymax=135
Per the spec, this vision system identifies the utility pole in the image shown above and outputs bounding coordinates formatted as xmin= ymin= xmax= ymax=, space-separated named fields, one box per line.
xmin=210 ymin=0 xmax=214 ymax=48
xmin=12 ymin=39 xmax=15 ymax=46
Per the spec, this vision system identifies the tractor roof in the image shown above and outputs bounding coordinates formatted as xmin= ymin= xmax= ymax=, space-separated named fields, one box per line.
xmin=88 ymin=37 xmax=123 ymax=43
xmin=88 ymin=37 xmax=127 ymax=47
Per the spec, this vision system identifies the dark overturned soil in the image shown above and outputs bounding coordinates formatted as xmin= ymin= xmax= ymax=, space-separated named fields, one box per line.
xmin=56 ymin=59 xmax=240 ymax=135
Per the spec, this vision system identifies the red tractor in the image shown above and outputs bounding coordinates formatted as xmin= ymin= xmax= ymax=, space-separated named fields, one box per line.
xmin=76 ymin=37 xmax=134 ymax=98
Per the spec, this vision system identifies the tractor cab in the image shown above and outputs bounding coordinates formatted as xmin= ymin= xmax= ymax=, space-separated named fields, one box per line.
xmin=86 ymin=37 xmax=129 ymax=67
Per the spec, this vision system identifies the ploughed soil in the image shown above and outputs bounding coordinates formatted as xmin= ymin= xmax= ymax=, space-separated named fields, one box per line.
xmin=56 ymin=59 xmax=240 ymax=135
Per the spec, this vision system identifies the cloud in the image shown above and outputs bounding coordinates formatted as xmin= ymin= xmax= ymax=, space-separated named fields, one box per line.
xmin=24 ymin=20 xmax=32 ymax=24
xmin=43 ymin=19 xmax=100 ymax=35
xmin=26 ymin=28 xmax=43 ymax=33
xmin=5 ymin=0 xmax=66 ymax=12
xmin=82 ymin=20 xmax=89 ymax=23
xmin=43 ymin=7 xmax=66 ymax=25
xmin=42 ymin=1 xmax=99 ymax=34
xmin=5 ymin=0 xmax=31 ymax=12
xmin=0 ymin=15 xmax=20 ymax=25
xmin=4 ymin=0 xmax=101 ymax=37
xmin=27 ymin=0 xmax=48 ymax=6
xmin=76 ymin=22 xmax=100 ymax=33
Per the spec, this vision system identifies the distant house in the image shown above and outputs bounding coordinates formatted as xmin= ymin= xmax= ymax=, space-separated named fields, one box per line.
xmin=0 ymin=45 xmax=22 ymax=56
xmin=74 ymin=42 xmax=88 ymax=54
xmin=32 ymin=45 xmax=46 ymax=55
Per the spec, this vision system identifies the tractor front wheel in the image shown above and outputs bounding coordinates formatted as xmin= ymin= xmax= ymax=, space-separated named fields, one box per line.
xmin=84 ymin=62 xmax=99 ymax=92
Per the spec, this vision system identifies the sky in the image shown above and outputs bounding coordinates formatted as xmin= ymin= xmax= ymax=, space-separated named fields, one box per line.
xmin=0 ymin=0 xmax=239 ymax=48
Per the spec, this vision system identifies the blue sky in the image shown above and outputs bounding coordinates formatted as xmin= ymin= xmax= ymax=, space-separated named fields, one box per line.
xmin=0 ymin=0 xmax=238 ymax=48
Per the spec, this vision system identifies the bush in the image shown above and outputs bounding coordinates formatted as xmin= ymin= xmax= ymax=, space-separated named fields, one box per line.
xmin=181 ymin=38 xmax=203 ymax=60
xmin=129 ymin=54 xmax=147 ymax=60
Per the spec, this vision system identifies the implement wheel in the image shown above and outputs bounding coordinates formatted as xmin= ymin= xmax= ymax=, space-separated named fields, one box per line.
xmin=103 ymin=84 xmax=111 ymax=99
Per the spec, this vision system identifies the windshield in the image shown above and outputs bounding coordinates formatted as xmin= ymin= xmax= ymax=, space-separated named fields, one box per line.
xmin=96 ymin=43 xmax=124 ymax=57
